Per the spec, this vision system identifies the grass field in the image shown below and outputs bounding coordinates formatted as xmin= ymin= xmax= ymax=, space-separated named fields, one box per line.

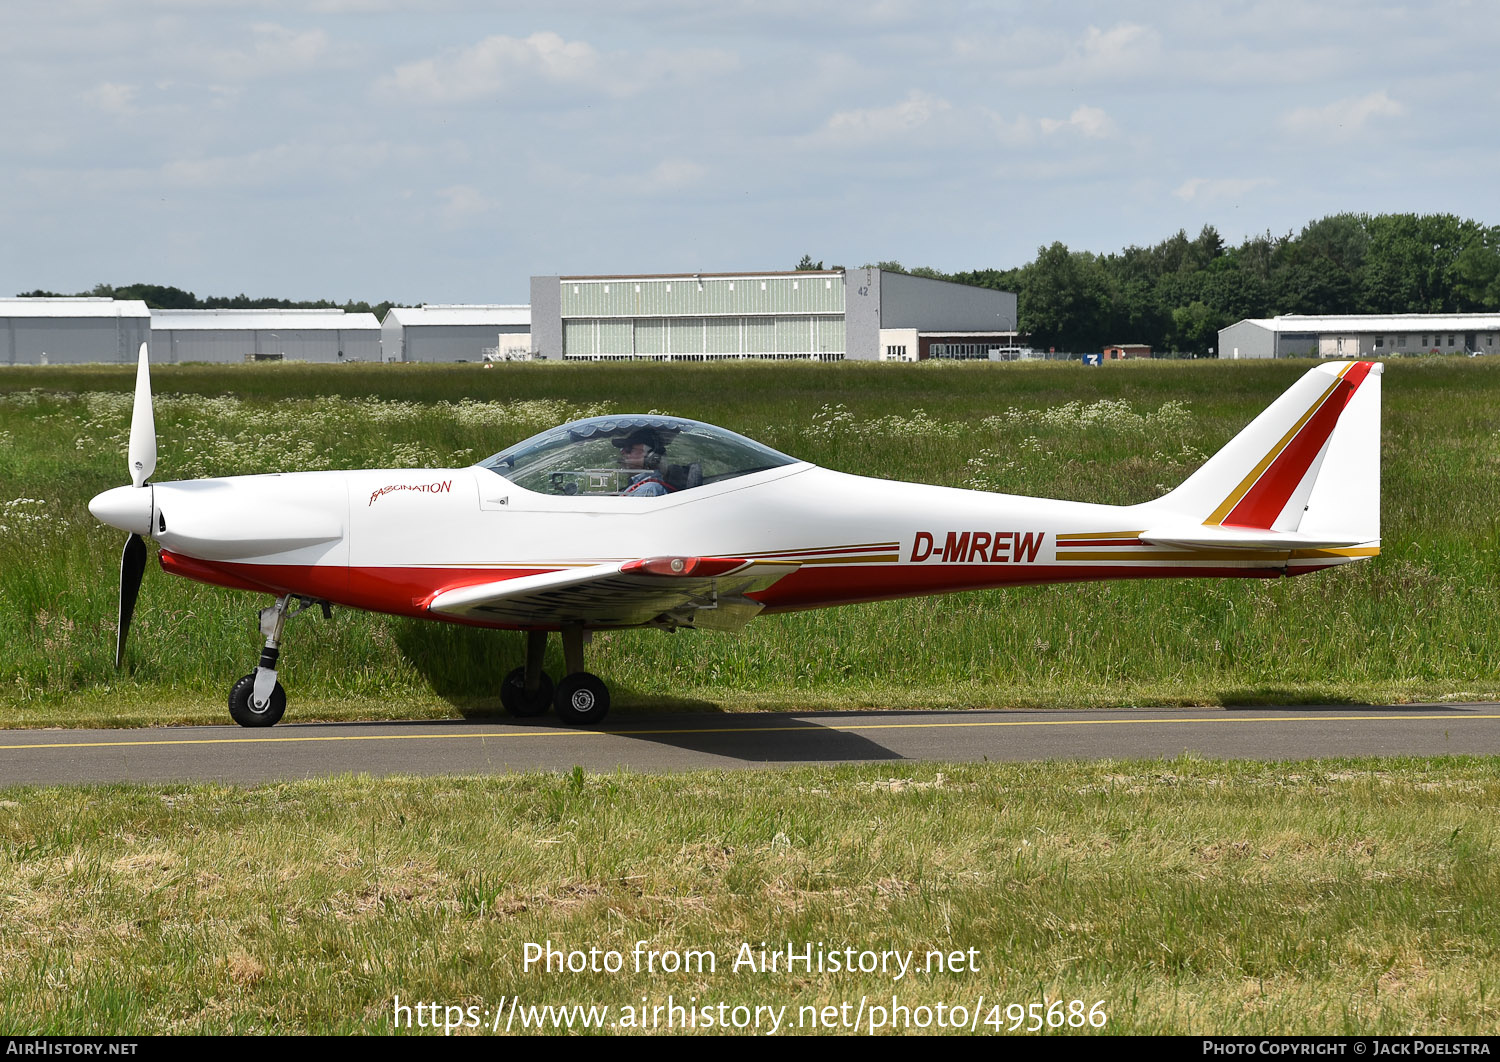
xmin=3 ymin=358 xmax=1497 ymax=1037
xmin=2 ymin=356 xmax=1497 ymax=726
xmin=2 ymin=757 xmax=1497 ymax=1035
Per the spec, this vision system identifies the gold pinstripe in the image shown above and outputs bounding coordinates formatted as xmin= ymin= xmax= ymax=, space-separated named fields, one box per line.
xmin=1289 ymin=546 xmax=1380 ymax=559
xmin=1057 ymin=549 xmax=1291 ymax=562
xmin=1056 ymin=530 xmax=1145 ymax=541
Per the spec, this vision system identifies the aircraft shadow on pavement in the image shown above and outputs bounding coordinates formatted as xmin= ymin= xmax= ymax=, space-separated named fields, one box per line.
xmin=582 ymin=713 xmax=905 ymax=764
xmin=284 ymin=711 xmax=905 ymax=764
xmin=394 ymin=619 xmax=739 ymax=717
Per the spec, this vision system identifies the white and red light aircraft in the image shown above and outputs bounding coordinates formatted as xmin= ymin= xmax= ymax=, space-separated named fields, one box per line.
xmin=89 ymin=346 xmax=1381 ymax=728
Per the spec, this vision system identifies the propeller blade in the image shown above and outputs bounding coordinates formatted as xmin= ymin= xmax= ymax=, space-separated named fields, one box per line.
xmin=116 ymin=532 xmax=147 ymax=669
xmin=128 ymin=342 xmax=156 ymax=488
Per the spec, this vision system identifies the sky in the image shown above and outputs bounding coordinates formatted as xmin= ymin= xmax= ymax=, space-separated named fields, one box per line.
xmin=2 ymin=0 xmax=1497 ymax=305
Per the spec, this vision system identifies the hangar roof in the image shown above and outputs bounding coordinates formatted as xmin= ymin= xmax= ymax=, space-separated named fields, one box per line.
xmin=1243 ymin=313 xmax=1500 ymax=332
xmin=151 ymin=309 xmax=379 ymax=331
xmin=560 ymin=271 xmax=844 ymax=281
xmin=384 ymin=305 xmax=530 ymax=328
xmin=0 ymin=298 xmax=150 ymax=319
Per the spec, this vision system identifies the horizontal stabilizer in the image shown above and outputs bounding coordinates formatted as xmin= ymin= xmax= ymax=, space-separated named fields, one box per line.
xmin=1140 ymin=524 xmax=1371 ymax=551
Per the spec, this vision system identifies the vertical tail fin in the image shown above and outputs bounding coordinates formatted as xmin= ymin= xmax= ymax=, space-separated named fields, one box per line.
xmin=1145 ymin=361 xmax=1381 ymax=549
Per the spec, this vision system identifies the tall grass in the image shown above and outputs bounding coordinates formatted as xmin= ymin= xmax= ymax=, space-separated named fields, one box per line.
xmin=2 ymin=358 xmax=1496 ymax=724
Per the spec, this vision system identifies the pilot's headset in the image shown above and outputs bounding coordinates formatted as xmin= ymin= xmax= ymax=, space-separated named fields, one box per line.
xmin=615 ymin=428 xmax=665 ymax=469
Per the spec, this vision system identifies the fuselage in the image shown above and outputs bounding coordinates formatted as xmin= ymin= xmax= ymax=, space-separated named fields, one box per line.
xmin=92 ymin=461 xmax=1362 ymax=631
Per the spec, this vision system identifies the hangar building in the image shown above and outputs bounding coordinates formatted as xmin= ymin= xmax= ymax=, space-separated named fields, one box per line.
xmin=2 ymin=298 xmax=151 ymax=365
xmin=1219 ymin=314 xmax=1500 ymax=359
xmin=529 ymin=269 xmax=1017 ymax=362
xmin=380 ymin=305 xmax=532 ymax=362
xmin=150 ymin=309 xmax=380 ymax=363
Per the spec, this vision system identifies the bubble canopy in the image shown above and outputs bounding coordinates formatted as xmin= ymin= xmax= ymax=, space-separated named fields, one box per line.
xmin=477 ymin=415 xmax=801 ymax=497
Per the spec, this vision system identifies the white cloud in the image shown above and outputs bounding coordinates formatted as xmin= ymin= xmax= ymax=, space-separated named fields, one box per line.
xmin=1077 ymin=23 xmax=1155 ymax=64
xmin=1282 ymin=91 xmax=1406 ymax=140
xmin=435 ymin=184 xmax=496 ymax=228
xmin=83 ymin=82 xmax=139 ymax=115
xmin=981 ymin=110 xmax=1036 ymax=146
xmin=1040 ymin=105 xmax=1114 ymax=139
xmin=203 ymin=23 xmax=332 ymax=79
xmin=162 ymin=145 xmax=299 ymax=189
xmin=1173 ymin=177 xmax=1274 ymax=202
xmin=92 ymin=22 xmax=343 ymax=84
xmin=823 ymin=90 xmax=952 ymax=141
xmin=379 ymin=31 xmax=735 ymax=103
xmin=630 ymin=158 xmax=707 ymax=193
xmin=385 ymin=32 xmax=598 ymax=102
xmin=155 ymin=139 xmax=417 ymax=190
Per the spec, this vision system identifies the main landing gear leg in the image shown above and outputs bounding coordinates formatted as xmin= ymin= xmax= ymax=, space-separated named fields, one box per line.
xmin=554 ymin=622 xmax=610 ymax=726
xmin=227 ymin=595 xmax=328 ymax=728
xmin=501 ymin=629 xmax=554 ymax=718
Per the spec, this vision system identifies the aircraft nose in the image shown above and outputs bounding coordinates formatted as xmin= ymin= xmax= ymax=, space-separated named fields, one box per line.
xmin=89 ymin=485 xmax=154 ymax=535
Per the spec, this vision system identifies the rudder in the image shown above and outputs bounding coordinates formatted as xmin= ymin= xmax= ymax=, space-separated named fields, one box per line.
xmin=1152 ymin=361 xmax=1381 ymax=543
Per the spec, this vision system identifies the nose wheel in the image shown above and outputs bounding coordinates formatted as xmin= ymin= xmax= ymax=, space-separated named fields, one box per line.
xmin=229 ymin=673 xmax=286 ymax=727
xmin=227 ymin=594 xmax=327 ymax=728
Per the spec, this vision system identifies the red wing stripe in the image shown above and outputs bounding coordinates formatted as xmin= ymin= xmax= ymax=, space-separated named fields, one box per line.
xmin=1222 ymin=361 xmax=1373 ymax=530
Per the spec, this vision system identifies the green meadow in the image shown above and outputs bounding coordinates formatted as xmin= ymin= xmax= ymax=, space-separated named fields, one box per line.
xmin=2 ymin=356 xmax=1497 ymax=726
xmin=2 ymin=758 xmax=1498 ymax=1035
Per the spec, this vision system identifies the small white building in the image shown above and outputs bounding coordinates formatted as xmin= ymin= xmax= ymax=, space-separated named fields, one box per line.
xmin=380 ymin=305 xmax=531 ymax=362
xmin=1 ymin=297 xmax=151 ymax=365
xmin=150 ymin=309 xmax=380 ymax=363
xmin=1219 ymin=314 xmax=1500 ymax=359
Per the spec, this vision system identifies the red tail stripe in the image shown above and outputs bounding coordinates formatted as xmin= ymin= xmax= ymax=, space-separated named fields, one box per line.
xmin=1223 ymin=361 xmax=1373 ymax=530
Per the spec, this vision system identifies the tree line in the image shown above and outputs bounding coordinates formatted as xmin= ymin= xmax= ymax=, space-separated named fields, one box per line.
xmin=19 ymin=212 xmax=1500 ymax=358
xmin=803 ymin=213 xmax=1500 ymax=354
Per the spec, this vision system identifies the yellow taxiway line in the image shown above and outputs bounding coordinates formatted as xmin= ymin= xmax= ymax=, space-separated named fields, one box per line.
xmin=3 ymin=712 xmax=1499 ymax=752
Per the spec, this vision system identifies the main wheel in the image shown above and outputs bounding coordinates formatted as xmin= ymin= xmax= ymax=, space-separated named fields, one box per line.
xmin=500 ymin=666 xmax=554 ymax=717
xmin=553 ymin=672 xmax=610 ymax=726
xmin=228 ymin=673 xmax=286 ymax=728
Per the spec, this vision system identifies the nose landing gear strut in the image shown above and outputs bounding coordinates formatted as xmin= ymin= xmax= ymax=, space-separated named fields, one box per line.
xmin=227 ymin=594 xmax=329 ymax=728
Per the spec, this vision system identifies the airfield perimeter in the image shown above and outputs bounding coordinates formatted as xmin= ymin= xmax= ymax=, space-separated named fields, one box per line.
xmin=4 ymin=360 xmax=1499 ymax=1035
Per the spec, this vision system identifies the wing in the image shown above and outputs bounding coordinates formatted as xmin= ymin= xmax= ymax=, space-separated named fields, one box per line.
xmin=424 ymin=557 xmax=800 ymax=632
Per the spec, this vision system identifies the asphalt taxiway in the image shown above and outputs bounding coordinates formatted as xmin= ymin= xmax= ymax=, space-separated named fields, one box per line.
xmin=2 ymin=705 xmax=1498 ymax=786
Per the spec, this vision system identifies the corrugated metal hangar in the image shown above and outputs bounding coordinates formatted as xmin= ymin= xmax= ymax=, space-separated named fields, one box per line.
xmin=380 ymin=305 xmax=531 ymax=363
xmin=2 ymin=298 xmax=151 ymax=365
xmin=151 ymin=309 xmax=380 ymax=363
xmin=529 ymin=269 xmax=1017 ymax=362
xmin=7 ymin=273 xmax=1018 ymax=365
xmin=1220 ymin=314 xmax=1500 ymax=359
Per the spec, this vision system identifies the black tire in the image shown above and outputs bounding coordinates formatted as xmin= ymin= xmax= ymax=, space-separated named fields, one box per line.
xmin=500 ymin=666 xmax=554 ymax=717
xmin=228 ymin=673 xmax=286 ymax=728
xmin=553 ymin=672 xmax=610 ymax=726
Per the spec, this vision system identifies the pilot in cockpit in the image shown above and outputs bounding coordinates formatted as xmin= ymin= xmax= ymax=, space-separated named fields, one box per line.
xmin=612 ymin=428 xmax=671 ymax=497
